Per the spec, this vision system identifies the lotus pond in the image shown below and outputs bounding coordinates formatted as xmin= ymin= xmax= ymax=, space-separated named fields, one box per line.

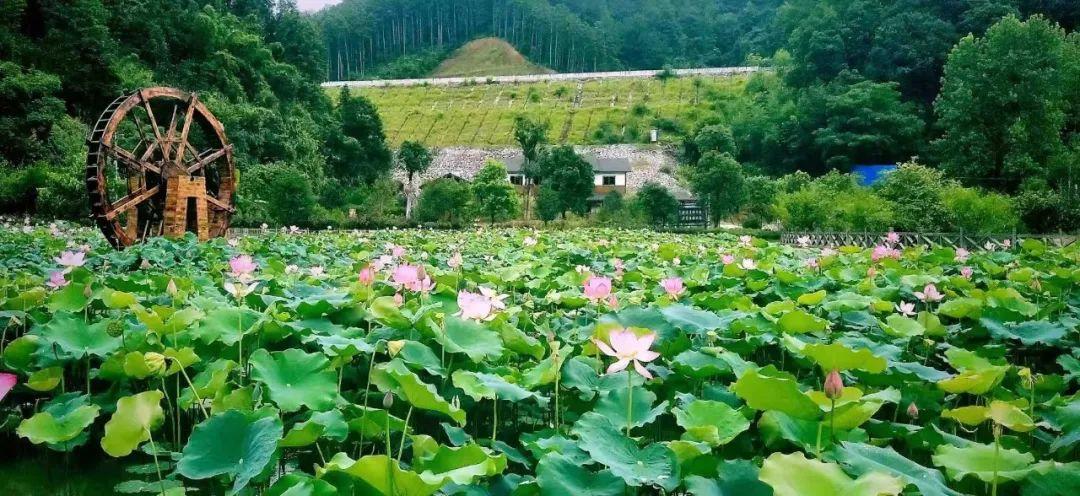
xmin=1 ymin=226 xmax=1078 ymax=496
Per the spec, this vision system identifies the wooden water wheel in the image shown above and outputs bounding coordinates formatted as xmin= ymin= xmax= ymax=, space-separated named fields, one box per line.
xmin=86 ymin=87 xmax=236 ymax=249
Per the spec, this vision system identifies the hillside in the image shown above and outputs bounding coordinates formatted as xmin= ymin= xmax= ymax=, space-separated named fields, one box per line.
xmin=431 ymin=38 xmax=553 ymax=78
xmin=351 ymin=74 xmax=750 ymax=147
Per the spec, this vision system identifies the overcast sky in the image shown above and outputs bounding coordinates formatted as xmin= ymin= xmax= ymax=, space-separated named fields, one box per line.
xmin=296 ymin=0 xmax=341 ymax=12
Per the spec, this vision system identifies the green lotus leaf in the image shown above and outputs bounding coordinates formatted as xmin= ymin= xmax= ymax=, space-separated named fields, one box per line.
xmin=102 ymin=289 xmax=137 ymax=309
xmin=491 ymin=319 xmax=545 ymax=359
xmin=163 ymin=347 xmax=200 ymax=375
xmin=661 ymin=304 xmax=724 ymax=333
xmin=835 ymin=442 xmax=962 ymax=496
xmin=1021 ymin=462 xmax=1080 ymax=496
xmin=671 ymin=349 xmax=732 ymax=378
xmin=266 ymin=473 xmax=337 ymax=496
xmin=732 ymin=367 xmax=821 ymax=420
xmin=937 ymin=365 xmax=1008 ymax=394
xmin=938 ymin=297 xmax=982 ymax=319
xmin=177 ymin=410 xmax=283 ymax=495
xmin=179 ymin=359 xmax=236 ymax=408
xmin=570 ymin=412 xmax=678 ymax=490
xmin=983 ymin=319 xmax=1069 ymax=346
xmin=394 ymin=340 xmax=444 ymax=376
xmin=27 ymin=366 xmax=63 ymax=391
xmin=800 ymin=342 xmax=886 ymax=373
xmin=369 ymin=296 xmax=411 ymax=330
xmin=1043 ymin=400 xmax=1080 ymax=452
xmin=797 ymin=290 xmax=828 ymax=306
xmin=684 ymin=459 xmax=772 ymax=496
xmin=123 ymin=351 xmax=166 ymax=379
xmin=371 ymin=359 xmax=465 ymax=425
xmin=317 ymin=453 xmax=440 ymax=496
xmin=778 ymin=310 xmax=829 ymax=334
xmin=192 ymin=306 xmax=262 ymax=345
xmin=822 ymin=390 xmax=897 ymax=430
xmin=281 ymin=409 xmax=348 ymax=447
xmin=451 ymin=370 xmax=547 ymax=405
xmin=594 ymin=384 xmax=668 ymax=429
xmin=17 ymin=394 xmax=100 ymax=445
xmin=249 ymin=348 xmax=342 ymax=412
xmin=932 ymin=442 xmax=1037 ymax=483
xmin=758 ymin=411 xmax=866 ymax=451
xmin=438 ymin=316 xmax=504 ymax=362
xmin=942 ymin=405 xmax=989 ymax=426
xmin=413 ymin=442 xmax=507 ymax=485
xmin=882 ymin=314 xmax=924 ymax=338
xmin=535 ymin=452 xmax=625 ymax=496
xmin=989 ymin=400 xmax=1036 ymax=432
xmin=48 ymin=282 xmax=88 ymax=312
xmin=3 ymin=334 xmax=40 ymax=371
xmin=759 ymin=451 xmax=905 ymax=496
xmin=344 ymin=405 xmax=407 ymax=438
xmin=41 ymin=312 xmax=121 ymax=358
xmin=673 ymin=399 xmax=750 ymax=446
xmin=101 ymin=390 xmax=165 ymax=457
xmin=522 ymin=344 xmax=572 ymax=389
xmin=986 ymin=288 xmax=1038 ymax=317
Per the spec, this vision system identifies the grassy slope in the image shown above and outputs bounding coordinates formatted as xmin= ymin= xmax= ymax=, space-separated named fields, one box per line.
xmin=349 ymin=75 xmax=750 ymax=146
xmin=431 ymin=38 xmax=553 ymax=78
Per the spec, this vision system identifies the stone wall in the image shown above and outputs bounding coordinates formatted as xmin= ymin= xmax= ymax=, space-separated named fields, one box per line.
xmin=392 ymin=144 xmax=693 ymax=200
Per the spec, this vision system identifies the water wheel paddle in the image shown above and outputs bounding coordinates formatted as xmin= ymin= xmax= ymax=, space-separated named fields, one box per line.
xmin=86 ymin=87 xmax=236 ymax=249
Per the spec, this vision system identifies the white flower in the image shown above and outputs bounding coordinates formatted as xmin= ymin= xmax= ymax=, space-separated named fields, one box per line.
xmin=224 ymin=281 xmax=259 ymax=299
xmin=309 ymin=266 xmax=325 ymax=277
xmin=740 ymin=258 xmax=757 ymax=270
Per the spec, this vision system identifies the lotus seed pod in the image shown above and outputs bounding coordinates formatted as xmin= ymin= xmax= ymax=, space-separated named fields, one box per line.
xmin=382 ymin=392 xmax=394 ymax=409
xmin=144 ymin=352 xmax=166 ymax=374
xmin=105 ymin=319 xmax=125 ymax=338
xmin=824 ymin=369 xmax=844 ymax=400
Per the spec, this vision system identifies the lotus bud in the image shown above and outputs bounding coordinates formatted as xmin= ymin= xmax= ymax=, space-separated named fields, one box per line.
xmin=166 ymin=279 xmax=178 ymax=297
xmin=140 ymin=259 xmax=151 ymax=269
xmin=387 ymin=340 xmax=405 ymax=357
xmin=144 ymin=352 xmax=166 ymax=374
xmin=382 ymin=392 xmax=394 ymax=409
xmin=906 ymin=402 xmax=919 ymax=419
xmin=393 ymin=293 xmax=403 ymax=307
xmin=105 ymin=319 xmax=125 ymax=338
xmin=824 ymin=369 xmax=844 ymax=400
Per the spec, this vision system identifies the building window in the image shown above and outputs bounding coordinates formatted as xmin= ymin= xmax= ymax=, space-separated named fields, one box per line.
xmin=509 ymin=175 xmax=523 ymax=185
xmin=602 ymin=175 xmax=617 ymax=186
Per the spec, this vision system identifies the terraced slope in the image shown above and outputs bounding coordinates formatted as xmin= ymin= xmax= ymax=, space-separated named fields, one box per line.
xmin=348 ymin=75 xmax=750 ymax=146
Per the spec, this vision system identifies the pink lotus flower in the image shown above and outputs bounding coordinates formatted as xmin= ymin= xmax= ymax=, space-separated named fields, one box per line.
xmin=805 ymin=258 xmax=819 ymax=269
xmin=391 ymin=264 xmax=422 ymax=288
xmin=0 ymin=372 xmax=16 ymax=403
xmin=1003 ymin=239 xmax=1012 ymax=249
xmin=824 ymin=369 xmax=844 ymax=399
xmin=285 ymin=264 xmax=299 ymax=274
xmin=914 ymin=283 xmax=944 ymax=303
xmin=885 ymin=231 xmax=900 ymax=245
xmin=867 ymin=267 xmax=877 ymax=278
xmin=606 ymin=294 xmax=619 ymax=309
xmin=797 ymin=236 xmax=811 ymax=248
xmin=739 ymin=258 xmax=757 ymax=271
xmin=895 ymin=301 xmax=916 ymax=317
xmin=448 ymin=252 xmax=463 ymax=269
xmin=309 ymin=266 xmax=324 ymax=278
xmin=660 ymin=277 xmax=685 ymax=298
xmin=391 ymin=245 xmax=406 ymax=258
xmin=358 ymin=266 xmax=376 ymax=285
xmin=907 ymin=402 xmax=919 ymax=419
xmin=455 ymin=287 xmax=508 ymax=321
xmin=612 ymin=258 xmax=624 ymax=272
xmin=721 ymin=254 xmax=735 ymax=265
xmin=393 ymin=293 xmax=404 ymax=306
xmin=46 ymin=271 xmax=68 ymax=289
xmin=373 ymin=255 xmax=394 ymax=271
xmin=55 ymin=251 xmax=86 ymax=269
xmin=871 ymin=245 xmax=890 ymax=261
xmin=592 ymin=329 xmax=660 ymax=379
xmin=821 ymin=247 xmax=837 ymax=257
xmin=229 ymin=255 xmax=257 ymax=280
xmin=523 ymin=236 xmax=537 ymax=247
xmin=583 ymin=275 xmax=612 ymax=302
xmin=955 ymin=248 xmax=970 ymax=263
xmin=960 ymin=266 xmax=973 ymax=279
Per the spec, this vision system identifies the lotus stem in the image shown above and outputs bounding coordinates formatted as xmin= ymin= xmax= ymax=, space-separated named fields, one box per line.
xmin=626 ymin=370 xmax=633 ymax=437
xmin=815 ymin=421 xmax=823 ymax=456
xmin=397 ymin=406 xmax=413 ymax=463
xmin=991 ymin=424 xmax=1001 ymax=496
xmin=357 ymin=345 xmax=380 ymax=456
xmin=492 ymin=396 xmax=499 ymax=442
xmin=147 ymin=429 xmax=167 ymax=496
xmin=175 ymin=361 xmax=209 ymax=419
xmin=829 ymin=398 xmax=836 ymax=442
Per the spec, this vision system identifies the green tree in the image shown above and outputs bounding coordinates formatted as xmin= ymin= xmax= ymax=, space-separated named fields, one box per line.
xmin=471 ymin=160 xmax=520 ymax=224
xmin=397 ymin=140 xmax=433 ymax=220
xmin=934 ymin=15 xmax=1070 ymax=192
xmin=514 ymin=115 xmax=548 ymax=218
xmin=535 ymin=184 xmax=561 ymax=223
xmin=534 ymin=146 xmax=594 ymax=218
xmin=416 ymin=178 xmax=472 ymax=225
xmin=686 ymin=151 xmax=747 ymax=225
xmin=633 ymin=183 xmax=680 ymax=226
xmin=874 ymin=162 xmax=952 ymax=231
xmin=326 ymin=87 xmax=392 ymax=185
xmin=684 ymin=124 xmax=737 ymax=165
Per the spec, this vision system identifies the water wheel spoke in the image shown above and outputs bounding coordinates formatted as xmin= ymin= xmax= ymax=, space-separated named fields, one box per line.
xmin=204 ymin=194 xmax=236 ymax=213
xmin=185 ymin=146 xmax=230 ymax=174
xmin=162 ymin=104 xmax=179 ymax=160
xmin=139 ymin=90 xmax=165 ymax=144
xmin=104 ymin=185 xmax=161 ymax=220
xmin=105 ymin=144 xmax=161 ymax=175
xmin=175 ymin=94 xmax=198 ymax=162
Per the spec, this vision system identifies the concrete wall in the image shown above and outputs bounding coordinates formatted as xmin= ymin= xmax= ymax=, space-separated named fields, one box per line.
xmin=392 ymin=145 xmax=692 ymax=200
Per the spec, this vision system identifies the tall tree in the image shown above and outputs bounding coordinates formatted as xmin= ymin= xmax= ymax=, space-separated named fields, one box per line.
xmin=472 ymin=160 xmax=520 ymax=224
xmin=513 ymin=115 xmax=547 ymax=219
xmin=686 ymin=151 xmax=747 ymax=225
xmin=534 ymin=146 xmax=593 ymax=218
xmin=398 ymin=140 xmax=433 ymax=220
xmin=326 ymin=87 xmax=392 ymax=185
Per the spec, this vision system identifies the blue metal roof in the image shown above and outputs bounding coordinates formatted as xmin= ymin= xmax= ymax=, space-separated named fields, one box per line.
xmin=852 ymin=164 xmax=897 ymax=186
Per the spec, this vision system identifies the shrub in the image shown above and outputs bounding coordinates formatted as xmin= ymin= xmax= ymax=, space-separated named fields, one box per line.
xmin=535 ymin=184 xmax=560 ymax=223
xmin=832 ymin=189 xmax=895 ymax=231
xmin=416 ymin=178 xmax=472 ymax=225
xmin=943 ymin=186 xmax=1019 ymax=233
xmin=741 ymin=176 xmax=779 ymax=226
xmin=472 ymin=160 xmax=520 ymax=223
xmin=874 ymin=162 xmax=952 ymax=231
xmin=774 ymin=188 xmax=832 ymax=230
xmin=634 ymin=183 xmax=680 ymax=226
xmin=685 ymin=151 xmax=746 ymax=225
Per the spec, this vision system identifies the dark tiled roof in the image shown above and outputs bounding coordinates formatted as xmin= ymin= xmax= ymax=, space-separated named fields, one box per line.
xmin=503 ymin=154 xmax=631 ymax=173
